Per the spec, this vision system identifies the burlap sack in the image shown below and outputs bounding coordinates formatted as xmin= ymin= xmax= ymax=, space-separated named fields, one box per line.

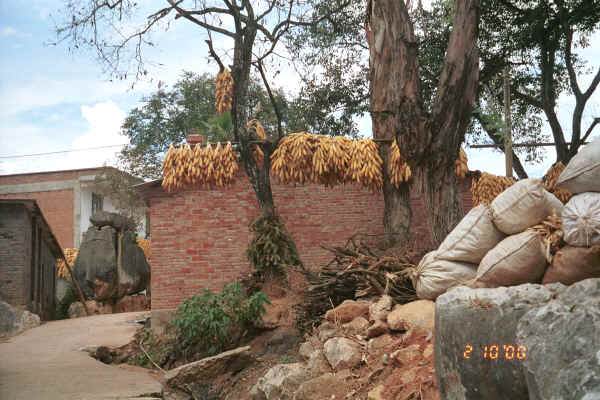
xmin=542 ymin=245 xmax=600 ymax=286
xmin=556 ymin=139 xmax=600 ymax=193
xmin=545 ymin=190 xmax=564 ymax=216
xmin=491 ymin=179 xmax=558 ymax=234
xmin=436 ymin=205 xmax=505 ymax=264
xmin=562 ymin=192 xmax=600 ymax=247
xmin=473 ymin=231 xmax=548 ymax=288
xmin=411 ymin=251 xmax=477 ymax=300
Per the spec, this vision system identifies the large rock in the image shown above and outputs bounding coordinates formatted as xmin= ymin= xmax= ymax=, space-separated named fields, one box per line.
xmin=323 ymin=337 xmax=363 ymax=370
xmin=90 ymin=210 xmax=133 ymax=231
xmin=165 ymin=346 xmax=253 ymax=389
xmin=113 ymin=295 xmax=149 ymax=313
xmin=118 ymin=231 xmax=150 ymax=298
xmin=325 ymin=300 xmax=370 ymax=323
xmin=306 ymin=349 xmax=332 ymax=377
xmin=74 ymin=226 xmax=150 ymax=301
xmin=434 ymin=282 xmax=567 ymax=400
xmin=516 ymin=279 xmax=600 ymax=399
xmin=250 ymin=363 xmax=310 ymax=400
xmin=369 ymin=295 xmax=393 ymax=322
xmin=387 ymin=300 xmax=435 ymax=332
xmin=74 ymin=226 xmax=118 ymax=300
xmin=0 ymin=301 xmax=40 ymax=336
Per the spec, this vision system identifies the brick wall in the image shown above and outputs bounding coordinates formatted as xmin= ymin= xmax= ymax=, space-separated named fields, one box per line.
xmin=0 ymin=203 xmax=31 ymax=306
xmin=148 ymin=174 xmax=473 ymax=311
xmin=0 ymin=190 xmax=74 ymax=248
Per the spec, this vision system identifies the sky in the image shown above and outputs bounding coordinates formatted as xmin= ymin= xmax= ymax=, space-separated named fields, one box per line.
xmin=0 ymin=1 xmax=599 ymax=179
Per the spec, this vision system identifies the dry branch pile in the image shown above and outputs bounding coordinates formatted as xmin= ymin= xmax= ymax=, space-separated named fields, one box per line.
xmin=299 ymin=237 xmax=419 ymax=329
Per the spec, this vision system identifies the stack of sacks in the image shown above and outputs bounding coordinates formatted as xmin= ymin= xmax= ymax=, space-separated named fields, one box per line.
xmin=411 ymin=179 xmax=563 ymax=299
xmin=542 ymin=139 xmax=600 ymax=285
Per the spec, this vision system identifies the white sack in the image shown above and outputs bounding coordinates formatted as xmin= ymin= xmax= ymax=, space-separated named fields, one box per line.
xmin=491 ymin=179 xmax=557 ymax=234
xmin=411 ymin=251 xmax=477 ymax=300
xmin=556 ymin=139 xmax=600 ymax=193
xmin=436 ymin=205 xmax=505 ymax=264
xmin=474 ymin=231 xmax=548 ymax=288
xmin=562 ymin=192 xmax=600 ymax=247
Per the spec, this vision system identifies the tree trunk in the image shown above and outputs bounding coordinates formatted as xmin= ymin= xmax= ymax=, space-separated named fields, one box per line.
xmin=380 ymin=145 xmax=411 ymax=247
xmin=230 ymin=26 xmax=276 ymax=218
xmin=369 ymin=0 xmax=479 ymax=248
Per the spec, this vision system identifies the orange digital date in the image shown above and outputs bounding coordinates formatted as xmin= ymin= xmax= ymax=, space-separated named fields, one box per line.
xmin=463 ymin=344 xmax=527 ymax=360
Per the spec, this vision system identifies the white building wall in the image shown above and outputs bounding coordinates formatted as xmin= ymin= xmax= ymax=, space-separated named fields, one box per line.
xmin=77 ymin=179 xmax=147 ymax=246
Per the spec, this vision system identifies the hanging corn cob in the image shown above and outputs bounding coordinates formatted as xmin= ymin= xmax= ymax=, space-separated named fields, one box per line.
xmin=56 ymin=248 xmax=79 ymax=279
xmin=136 ymin=238 xmax=151 ymax=262
xmin=215 ymin=69 xmax=234 ymax=114
xmin=247 ymin=119 xmax=266 ymax=168
xmin=471 ymin=172 xmax=517 ymax=206
xmin=455 ymin=147 xmax=469 ymax=180
xmin=388 ymin=140 xmax=412 ymax=188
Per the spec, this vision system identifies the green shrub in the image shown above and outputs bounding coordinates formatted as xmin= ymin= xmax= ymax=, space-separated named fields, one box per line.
xmin=247 ymin=214 xmax=302 ymax=276
xmin=129 ymin=328 xmax=171 ymax=368
xmin=167 ymin=282 xmax=270 ymax=360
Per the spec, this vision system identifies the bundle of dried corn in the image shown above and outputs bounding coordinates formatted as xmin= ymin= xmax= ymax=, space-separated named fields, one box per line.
xmin=161 ymin=141 xmax=239 ymax=192
xmin=527 ymin=213 xmax=564 ymax=263
xmin=543 ymin=162 xmax=572 ymax=204
xmin=136 ymin=238 xmax=151 ymax=262
xmin=388 ymin=140 xmax=412 ymax=188
xmin=471 ymin=172 xmax=517 ymax=206
xmin=247 ymin=119 xmax=266 ymax=167
xmin=270 ymin=132 xmax=322 ymax=184
xmin=311 ymin=136 xmax=354 ymax=186
xmin=56 ymin=248 xmax=79 ymax=279
xmin=215 ymin=69 xmax=233 ymax=114
xmin=455 ymin=147 xmax=469 ymax=180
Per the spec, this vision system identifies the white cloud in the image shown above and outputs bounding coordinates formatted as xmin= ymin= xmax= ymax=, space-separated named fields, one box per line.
xmin=0 ymin=101 xmax=128 ymax=175
xmin=0 ymin=26 xmax=31 ymax=38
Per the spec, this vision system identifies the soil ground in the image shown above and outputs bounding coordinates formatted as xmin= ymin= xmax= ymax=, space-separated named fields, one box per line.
xmin=0 ymin=311 xmax=162 ymax=400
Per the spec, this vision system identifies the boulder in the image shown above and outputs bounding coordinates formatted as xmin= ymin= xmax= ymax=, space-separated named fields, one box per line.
xmin=166 ymin=346 xmax=253 ymax=389
xmin=293 ymin=373 xmax=346 ymax=400
xmin=325 ymin=300 xmax=370 ymax=323
xmin=369 ymin=295 xmax=393 ymax=322
xmin=250 ymin=363 xmax=311 ymax=400
xmin=306 ymin=350 xmax=332 ymax=377
xmin=0 ymin=301 xmax=40 ymax=336
xmin=90 ymin=210 xmax=133 ymax=231
xmin=387 ymin=300 xmax=435 ymax=332
xmin=391 ymin=344 xmax=421 ymax=366
xmin=298 ymin=342 xmax=314 ymax=360
xmin=323 ymin=337 xmax=363 ymax=370
xmin=68 ymin=300 xmax=113 ymax=318
xmin=317 ymin=321 xmax=339 ymax=343
xmin=516 ymin=278 xmax=600 ymax=400
xmin=343 ymin=316 xmax=369 ymax=335
xmin=118 ymin=231 xmax=150 ymax=298
xmin=434 ymin=283 xmax=565 ymax=400
xmin=74 ymin=226 xmax=118 ymax=300
xmin=74 ymin=226 xmax=150 ymax=301
xmin=366 ymin=320 xmax=390 ymax=339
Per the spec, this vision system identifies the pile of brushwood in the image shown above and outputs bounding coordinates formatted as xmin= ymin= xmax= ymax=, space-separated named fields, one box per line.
xmin=297 ymin=235 xmax=423 ymax=331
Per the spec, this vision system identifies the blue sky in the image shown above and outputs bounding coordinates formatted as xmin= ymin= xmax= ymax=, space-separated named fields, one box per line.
xmin=0 ymin=1 xmax=598 ymax=178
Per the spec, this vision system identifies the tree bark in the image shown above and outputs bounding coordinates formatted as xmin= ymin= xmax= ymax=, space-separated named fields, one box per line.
xmin=369 ymin=0 xmax=479 ymax=247
xmin=230 ymin=24 xmax=276 ymax=218
xmin=368 ymin=0 xmax=416 ymax=247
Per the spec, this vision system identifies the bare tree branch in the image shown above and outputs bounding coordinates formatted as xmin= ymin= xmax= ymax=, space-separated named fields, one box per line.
xmin=254 ymin=61 xmax=284 ymax=140
xmin=165 ymin=0 xmax=236 ymax=37
xmin=582 ymin=117 xmax=600 ymax=143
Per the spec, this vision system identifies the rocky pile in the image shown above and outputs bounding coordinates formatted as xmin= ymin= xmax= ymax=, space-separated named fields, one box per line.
xmin=250 ymin=297 xmax=439 ymax=400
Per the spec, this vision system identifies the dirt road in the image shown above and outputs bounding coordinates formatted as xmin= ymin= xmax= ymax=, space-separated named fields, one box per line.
xmin=0 ymin=311 xmax=162 ymax=400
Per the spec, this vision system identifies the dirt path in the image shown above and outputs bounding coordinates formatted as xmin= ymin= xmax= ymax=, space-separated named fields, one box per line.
xmin=0 ymin=311 xmax=163 ymax=400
